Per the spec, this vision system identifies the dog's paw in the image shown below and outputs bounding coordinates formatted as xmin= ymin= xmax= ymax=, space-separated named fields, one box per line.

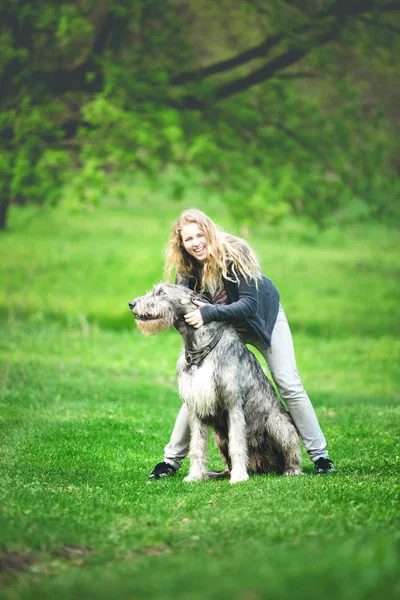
xmin=283 ymin=468 xmax=303 ymax=477
xmin=229 ymin=471 xmax=249 ymax=484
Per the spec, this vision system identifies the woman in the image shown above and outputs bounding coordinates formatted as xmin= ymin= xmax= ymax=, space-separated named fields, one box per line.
xmin=149 ymin=209 xmax=336 ymax=479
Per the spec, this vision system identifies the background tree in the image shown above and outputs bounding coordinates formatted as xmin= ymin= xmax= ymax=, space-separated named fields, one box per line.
xmin=1 ymin=0 xmax=399 ymax=230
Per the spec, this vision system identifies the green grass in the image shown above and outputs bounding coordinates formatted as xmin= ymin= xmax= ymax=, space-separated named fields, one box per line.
xmin=0 ymin=198 xmax=399 ymax=599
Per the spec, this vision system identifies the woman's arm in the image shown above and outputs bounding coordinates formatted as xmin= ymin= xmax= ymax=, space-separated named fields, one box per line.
xmin=199 ymin=275 xmax=258 ymax=324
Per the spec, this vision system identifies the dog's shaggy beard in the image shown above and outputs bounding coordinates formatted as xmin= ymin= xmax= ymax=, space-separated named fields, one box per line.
xmin=134 ymin=303 xmax=175 ymax=336
xmin=136 ymin=317 xmax=171 ymax=336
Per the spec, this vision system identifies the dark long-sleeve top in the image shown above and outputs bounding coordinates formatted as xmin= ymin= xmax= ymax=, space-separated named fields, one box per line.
xmin=179 ymin=265 xmax=281 ymax=349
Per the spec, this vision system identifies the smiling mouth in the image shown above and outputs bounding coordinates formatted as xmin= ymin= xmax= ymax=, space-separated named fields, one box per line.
xmin=193 ymin=246 xmax=205 ymax=253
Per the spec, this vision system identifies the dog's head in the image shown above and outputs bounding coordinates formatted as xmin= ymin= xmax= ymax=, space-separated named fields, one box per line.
xmin=129 ymin=283 xmax=208 ymax=336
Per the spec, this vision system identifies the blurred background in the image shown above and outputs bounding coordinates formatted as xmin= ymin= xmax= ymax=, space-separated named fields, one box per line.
xmin=1 ymin=0 xmax=399 ymax=338
xmin=0 ymin=0 xmax=399 ymax=231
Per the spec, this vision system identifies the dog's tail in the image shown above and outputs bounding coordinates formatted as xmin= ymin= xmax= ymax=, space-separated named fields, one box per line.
xmin=205 ymin=469 xmax=230 ymax=480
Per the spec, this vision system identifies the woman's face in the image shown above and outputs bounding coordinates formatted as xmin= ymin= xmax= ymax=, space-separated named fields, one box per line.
xmin=180 ymin=222 xmax=208 ymax=262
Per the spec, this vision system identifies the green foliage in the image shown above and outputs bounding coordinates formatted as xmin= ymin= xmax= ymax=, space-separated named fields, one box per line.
xmin=0 ymin=0 xmax=399 ymax=228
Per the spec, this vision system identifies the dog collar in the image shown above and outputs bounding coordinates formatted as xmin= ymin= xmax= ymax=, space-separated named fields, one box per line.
xmin=185 ymin=328 xmax=224 ymax=366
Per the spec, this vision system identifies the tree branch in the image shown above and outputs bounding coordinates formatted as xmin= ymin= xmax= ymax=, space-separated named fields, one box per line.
xmin=262 ymin=119 xmax=317 ymax=154
xmin=49 ymin=10 xmax=124 ymax=95
xmin=215 ymin=30 xmax=336 ymax=102
xmin=172 ymin=33 xmax=283 ymax=84
xmin=176 ymin=27 xmax=336 ymax=111
xmin=172 ymin=0 xmax=399 ymax=87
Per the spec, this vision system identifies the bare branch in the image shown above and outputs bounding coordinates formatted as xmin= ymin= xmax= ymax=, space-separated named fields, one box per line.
xmin=172 ymin=33 xmax=283 ymax=85
xmin=214 ymin=30 xmax=336 ymax=102
xmin=172 ymin=0 xmax=399 ymax=87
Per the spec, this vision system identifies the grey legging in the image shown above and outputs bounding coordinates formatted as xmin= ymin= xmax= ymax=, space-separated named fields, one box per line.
xmin=164 ymin=307 xmax=328 ymax=468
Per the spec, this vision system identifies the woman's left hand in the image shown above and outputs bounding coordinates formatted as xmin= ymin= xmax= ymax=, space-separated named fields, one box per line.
xmin=184 ymin=299 xmax=206 ymax=328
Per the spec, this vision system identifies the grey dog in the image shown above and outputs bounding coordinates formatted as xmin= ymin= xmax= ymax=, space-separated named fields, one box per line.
xmin=129 ymin=283 xmax=302 ymax=484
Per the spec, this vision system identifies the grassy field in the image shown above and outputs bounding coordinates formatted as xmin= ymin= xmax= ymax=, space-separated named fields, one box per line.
xmin=0 ymin=197 xmax=399 ymax=599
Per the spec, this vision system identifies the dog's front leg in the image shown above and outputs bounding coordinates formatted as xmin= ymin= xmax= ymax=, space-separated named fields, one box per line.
xmin=184 ymin=410 xmax=209 ymax=483
xmin=227 ymin=405 xmax=249 ymax=484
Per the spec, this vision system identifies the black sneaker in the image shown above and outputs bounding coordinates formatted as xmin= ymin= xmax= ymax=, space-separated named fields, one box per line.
xmin=314 ymin=457 xmax=336 ymax=474
xmin=149 ymin=461 xmax=177 ymax=480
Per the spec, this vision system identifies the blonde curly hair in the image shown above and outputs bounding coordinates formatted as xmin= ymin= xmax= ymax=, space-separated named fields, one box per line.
xmin=164 ymin=209 xmax=262 ymax=292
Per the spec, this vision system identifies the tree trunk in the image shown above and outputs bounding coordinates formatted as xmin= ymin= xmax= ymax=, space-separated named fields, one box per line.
xmin=0 ymin=197 xmax=9 ymax=231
